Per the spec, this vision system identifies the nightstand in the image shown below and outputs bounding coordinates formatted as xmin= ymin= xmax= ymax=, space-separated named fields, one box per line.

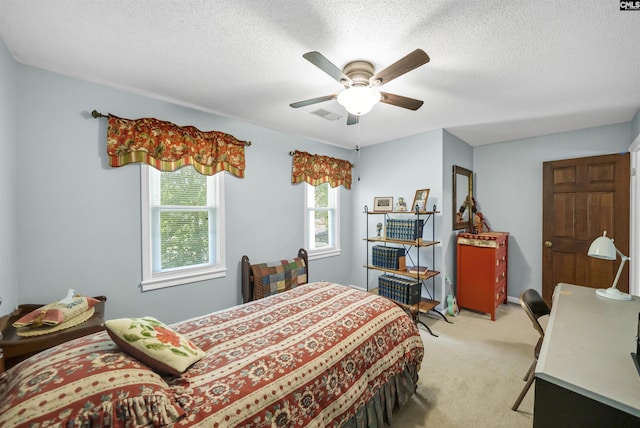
xmin=0 ymin=296 xmax=107 ymax=372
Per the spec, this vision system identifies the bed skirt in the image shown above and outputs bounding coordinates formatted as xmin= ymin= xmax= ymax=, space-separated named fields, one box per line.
xmin=342 ymin=363 xmax=418 ymax=428
xmin=0 ymin=283 xmax=423 ymax=428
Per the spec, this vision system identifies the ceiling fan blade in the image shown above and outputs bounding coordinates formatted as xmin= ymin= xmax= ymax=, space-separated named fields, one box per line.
xmin=303 ymin=51 xmax=353 ymax=86
xmin=290 ymin=94 xmax=336 ymax=108
xmin=346 ymin=114 xmax=359 ymax=126
xmin=380 ymin=92 xmax=424 ymax=110
xmin=370 ymin=49 xmax=430 ymax=86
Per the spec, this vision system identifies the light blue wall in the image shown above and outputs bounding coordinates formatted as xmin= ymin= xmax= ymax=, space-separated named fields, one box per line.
xmin=442 ymin=130 xmax=473 ymax=294
xmin=11 ymin=65 xmax=354 ymax=323
xmin=0 ymin=37 xmax=18 ymax=315
xmin=350 ymin=130 xmax=445 ymax=302
xmin=473 ymin=123 xmax=631 ymax=302
xmin=2 ymin=42 xmax=638 ymax=320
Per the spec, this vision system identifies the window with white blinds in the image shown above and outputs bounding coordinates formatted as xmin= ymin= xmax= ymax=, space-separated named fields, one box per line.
xmin=304 ymin=182 xmax=341 ymax=259
xmin=141 ymin=165 xmax=226 ymax=290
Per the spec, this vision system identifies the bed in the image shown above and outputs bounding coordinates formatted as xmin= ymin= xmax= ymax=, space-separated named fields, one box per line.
xmin=0 ymin=251 xmax=424 ymax=428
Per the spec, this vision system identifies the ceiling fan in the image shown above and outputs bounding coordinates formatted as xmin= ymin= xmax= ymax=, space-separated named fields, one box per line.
xmin=290 ymin=49 xmax=430 ymax=125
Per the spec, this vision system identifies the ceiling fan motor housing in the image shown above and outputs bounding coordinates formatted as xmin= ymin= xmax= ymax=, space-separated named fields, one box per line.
xmin=341 ymin=61 xmax=376 ymax=87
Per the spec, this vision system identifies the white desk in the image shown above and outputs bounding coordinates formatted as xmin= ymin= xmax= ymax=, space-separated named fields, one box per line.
xmin=534 ymin=283 xmax=640 ymax=426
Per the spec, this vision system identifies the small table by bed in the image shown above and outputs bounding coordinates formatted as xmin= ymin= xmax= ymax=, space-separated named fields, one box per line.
xmin=0 ymin=296 xmax=107 ymax=372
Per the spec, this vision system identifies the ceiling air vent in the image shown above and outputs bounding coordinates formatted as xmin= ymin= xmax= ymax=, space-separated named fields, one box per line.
xmin=311 ymin=109 xmax=342 ymax=121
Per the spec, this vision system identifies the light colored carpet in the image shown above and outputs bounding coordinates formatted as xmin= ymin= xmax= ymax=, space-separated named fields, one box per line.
xmin=391 ymin=302 xmax=543 ymax=428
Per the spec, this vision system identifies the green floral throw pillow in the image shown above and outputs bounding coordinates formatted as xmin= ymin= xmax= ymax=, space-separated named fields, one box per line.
xmin=104 ymin=316 xmax=206 ymax=375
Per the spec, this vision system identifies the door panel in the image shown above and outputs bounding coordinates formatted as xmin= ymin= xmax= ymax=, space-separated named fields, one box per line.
xmin=542 ymin=153 xmax=629 ymax=306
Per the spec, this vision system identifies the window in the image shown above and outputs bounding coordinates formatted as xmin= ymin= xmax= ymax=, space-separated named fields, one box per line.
xmin=141 ymin=165 xmax=225 ymax=291
xmin=305 ymin=182 xmax=340 ymax=259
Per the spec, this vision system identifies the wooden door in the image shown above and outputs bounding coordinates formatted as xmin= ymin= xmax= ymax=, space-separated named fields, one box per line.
xmin=542 ymin=153 xmax=630 ymax=306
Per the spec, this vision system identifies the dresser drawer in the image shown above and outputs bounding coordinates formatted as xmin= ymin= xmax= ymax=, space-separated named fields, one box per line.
xmin=494 ymin=268 xmax=507 ymax=285
xmin=495 ymin=282 xmax=506 ymax=305
xmin=495 ymin=247 xmax=507 ymax=264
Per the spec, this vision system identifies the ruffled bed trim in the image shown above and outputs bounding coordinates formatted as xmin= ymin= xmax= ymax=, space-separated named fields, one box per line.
xmin=56 ymin=394 xmax=184 ymax=427
xmin=341 ymin=364 xmax=418 ymax=428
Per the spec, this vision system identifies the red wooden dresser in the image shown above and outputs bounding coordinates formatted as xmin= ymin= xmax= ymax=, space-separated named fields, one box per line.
xmin=456 ymin=232 xmax=509 ymax=321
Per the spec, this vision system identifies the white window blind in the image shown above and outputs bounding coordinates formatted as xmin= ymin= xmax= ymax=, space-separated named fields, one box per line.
xmin=141 ymin=165 xmax=225 ymax=290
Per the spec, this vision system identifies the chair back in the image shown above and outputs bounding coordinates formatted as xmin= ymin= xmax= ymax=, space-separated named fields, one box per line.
xmin=519 ymin=289 xmax=550 ymax=338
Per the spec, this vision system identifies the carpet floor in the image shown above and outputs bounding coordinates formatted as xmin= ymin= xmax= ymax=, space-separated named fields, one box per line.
xmin=391 ymin=302 xmax=543 ymax=427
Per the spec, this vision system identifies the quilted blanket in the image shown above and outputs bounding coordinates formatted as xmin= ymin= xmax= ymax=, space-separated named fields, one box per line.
xmin=0 ymin=282 xmax=424 ymax=427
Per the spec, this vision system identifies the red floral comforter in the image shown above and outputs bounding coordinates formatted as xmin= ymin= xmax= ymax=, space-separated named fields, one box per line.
xmin=0 ymin=282 xmax=424 ymax=427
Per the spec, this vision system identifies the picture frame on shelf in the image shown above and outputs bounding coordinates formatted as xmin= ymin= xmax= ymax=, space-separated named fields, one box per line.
xmin=411 ymin=188 xmax=430 ymax=212
xmin=373 ymin=197 xmax=394 ymax=212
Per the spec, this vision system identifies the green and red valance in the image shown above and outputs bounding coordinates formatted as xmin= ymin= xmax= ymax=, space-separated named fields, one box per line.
xmin=107 ymin=114 xmax=249 ymax=177
xmin=291 ymin=150 xmax=353 ymax=189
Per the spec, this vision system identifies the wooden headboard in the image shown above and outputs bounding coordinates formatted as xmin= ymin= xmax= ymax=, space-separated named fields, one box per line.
xmin=241 ymin=248 xmax=308 ymax=303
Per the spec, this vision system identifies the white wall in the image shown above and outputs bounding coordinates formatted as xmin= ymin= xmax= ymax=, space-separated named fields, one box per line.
xmin=474 ymin=123 xmax=632 ymax=301
xmin=0 ymin=37 xmax=18 ymax=315
xmin=12 ymin=65 xmax=355 ymax=323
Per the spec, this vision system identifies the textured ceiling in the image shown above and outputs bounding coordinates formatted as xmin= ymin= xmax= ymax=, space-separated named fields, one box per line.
xmin=1 ymin=0 xmax=639 ymax=148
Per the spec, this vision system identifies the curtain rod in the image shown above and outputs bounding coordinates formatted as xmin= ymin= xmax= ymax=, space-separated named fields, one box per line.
xmin=91 ymin=110 xmax=251 ymax=146
xmin=91 ymin=110 xmax=108 ymax=119
xmin=289 ymin=151 xmax=355 ymax=167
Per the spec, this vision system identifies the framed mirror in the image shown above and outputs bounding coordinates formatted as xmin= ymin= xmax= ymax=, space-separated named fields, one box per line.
xmin=453 ymin=165 xmax=473 ymax=230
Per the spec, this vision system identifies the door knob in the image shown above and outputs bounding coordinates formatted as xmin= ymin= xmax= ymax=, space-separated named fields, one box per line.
xmin=544 ymin=241 xmax=553 ymax=248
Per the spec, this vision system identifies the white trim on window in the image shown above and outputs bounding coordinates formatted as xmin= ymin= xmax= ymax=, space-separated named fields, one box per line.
xmin=304 ymin=182 xmax=341 ymax=260
xmin=140 ymin=165 xmax=226 ymax=291
xmin=629 ymin=137 xmax=639 ymax=296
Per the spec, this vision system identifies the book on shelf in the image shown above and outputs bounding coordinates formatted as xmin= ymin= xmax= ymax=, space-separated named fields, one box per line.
xmin=407 ymin=266 xmax=429 ymax=274
xmin=371 ymin=245 xmax=406 ymax=271
xmin=378 ymin=274 xmax=421 ymax=305
xmin=385 ymin=218 xmax=425 ymax=241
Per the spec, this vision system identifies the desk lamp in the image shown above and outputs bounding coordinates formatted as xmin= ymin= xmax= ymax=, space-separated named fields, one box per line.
xmin=587 ymin=231 xmax=632 ymax=301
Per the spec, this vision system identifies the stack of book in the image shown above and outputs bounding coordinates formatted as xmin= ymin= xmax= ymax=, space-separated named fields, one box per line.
xmin=378 ymin=274 xmax=421 ymax=305
xmin=385 ymin=218 xmax=424 ymax=241
xmin=371 ymin=245 xmax=406 ymax=270
xmin=407 ymin=265 xmax=429 ymax=275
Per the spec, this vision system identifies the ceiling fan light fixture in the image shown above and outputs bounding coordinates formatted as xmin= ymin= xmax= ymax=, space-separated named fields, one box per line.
xmin=337 ymin=86 xmax=381 ymax=116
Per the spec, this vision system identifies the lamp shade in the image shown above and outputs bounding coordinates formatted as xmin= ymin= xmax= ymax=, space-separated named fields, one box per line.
xmin=587 ymin=231 xmax=632 ymax=301
xmin=337 ymin=87 xmax=381 ymax=116
xmin=587 ymin=231 xmax=617 ymax=260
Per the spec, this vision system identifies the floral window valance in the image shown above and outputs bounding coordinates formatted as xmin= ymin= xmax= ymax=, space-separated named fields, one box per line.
xmin=107 ymin=114 xmax=249 ymax=177
xmin=291 ymin=150 xmax=353 ymax=189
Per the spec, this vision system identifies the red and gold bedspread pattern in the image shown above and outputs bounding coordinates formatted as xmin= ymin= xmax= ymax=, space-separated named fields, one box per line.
xmin=0 ymin=335 xmax=185 ymax=427
xmin=0 ymin=282 xmax=423 ymax=427
xmin=169 ymin=282 xmax=424 ymax=427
